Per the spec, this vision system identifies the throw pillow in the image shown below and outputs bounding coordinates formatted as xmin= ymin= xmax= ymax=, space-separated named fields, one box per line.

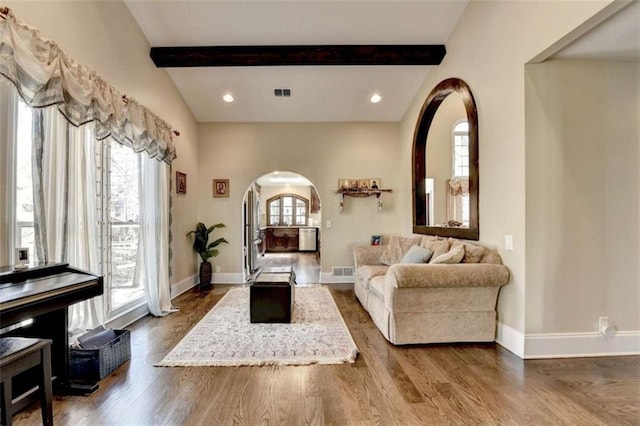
xmin=400 ymin=245 xmax=434 ymax=264
xmin=421 ymin=238 xmax=450 ymax=262
xmin=380 ymin=236 xmax=422 ymax=265
xmin=450 ymin=239 xmax=485 ymax=263
xmin=430 ymin=244 xmax=465 ymax=264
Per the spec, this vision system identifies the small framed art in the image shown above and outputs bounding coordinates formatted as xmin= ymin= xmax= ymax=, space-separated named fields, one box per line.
xmin=213 ymin=179 xmax=229 ymax=198
xmin=15 ymin=247 xmax=29 ymax=269
xmin=176 ymin=171 xmax=187 ymax=194
xmin=371 ymin=235 xmax=381 ymax=246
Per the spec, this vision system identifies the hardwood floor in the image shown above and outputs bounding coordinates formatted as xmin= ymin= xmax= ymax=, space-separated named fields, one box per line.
xmin=256 ymin=252 xmax=321 ymax=284
xmin=14 ymin=285 xmax=640 ymax=425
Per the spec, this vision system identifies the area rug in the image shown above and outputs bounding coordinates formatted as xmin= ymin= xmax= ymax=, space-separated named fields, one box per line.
xmin=155 ymin=286 xmax=358 ymax=367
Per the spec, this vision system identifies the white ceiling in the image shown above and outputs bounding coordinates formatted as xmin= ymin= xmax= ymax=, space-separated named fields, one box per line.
xmin=256 ymin=171 xmax=311 ymax=187
xmin=124 ymin=1 xmax=639 ymax=123
xmin=123 ymin=0 xmax=469 ymax=123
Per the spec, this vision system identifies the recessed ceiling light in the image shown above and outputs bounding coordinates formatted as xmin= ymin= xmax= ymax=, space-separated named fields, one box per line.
xmin=222 ymin=93 xmax=234 ymax=103
xmin=370 ymin=93 xmax=382 ymax=104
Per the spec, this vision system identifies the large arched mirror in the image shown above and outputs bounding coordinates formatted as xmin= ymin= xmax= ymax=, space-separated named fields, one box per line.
xmin=412 ymin=78 xmax=479 ymax=240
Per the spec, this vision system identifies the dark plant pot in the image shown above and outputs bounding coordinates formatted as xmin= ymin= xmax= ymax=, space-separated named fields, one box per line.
xmin=199 ymin=261 xmax=212 ymax=290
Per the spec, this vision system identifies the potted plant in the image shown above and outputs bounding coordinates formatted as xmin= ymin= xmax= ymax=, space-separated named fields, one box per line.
xmin=187 ymin=222 xmax=229 ymax=290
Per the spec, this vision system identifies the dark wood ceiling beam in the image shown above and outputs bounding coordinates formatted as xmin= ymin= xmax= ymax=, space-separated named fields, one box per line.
xmin=150 ymin=45 xmax=446 ymax=67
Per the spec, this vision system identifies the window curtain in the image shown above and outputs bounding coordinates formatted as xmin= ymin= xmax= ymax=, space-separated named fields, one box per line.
xmin=140 ymin=157 xmax=177 ymax=316
xmin=0 ymin=8 xmax=177 ymax=164
xmin=2 ymin=6 xmax=180 ymax=328
xmin=31 ymin=106 xmax=105 ymax=334
xmin=446 ymin=178 xmax=469 ymax=224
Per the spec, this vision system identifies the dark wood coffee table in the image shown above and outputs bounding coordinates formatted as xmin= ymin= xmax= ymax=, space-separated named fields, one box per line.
xmin=249 ymin=267 xmax=296 ymax=323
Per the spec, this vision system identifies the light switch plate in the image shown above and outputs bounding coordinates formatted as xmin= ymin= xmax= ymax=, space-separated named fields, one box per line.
xmin=504 ymin=234 xmax=514 ymax=251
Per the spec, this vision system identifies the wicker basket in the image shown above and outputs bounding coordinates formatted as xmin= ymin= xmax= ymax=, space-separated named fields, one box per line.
xmin=69 ymin=329 xmax=131 ymax=381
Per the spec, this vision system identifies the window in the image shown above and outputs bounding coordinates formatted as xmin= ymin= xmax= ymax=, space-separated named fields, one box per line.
xmin=106 ymin=140 xmax=144 ymax=314
xmin=453 ymin=121 xmax=470 ymax=178
xmin=7 ymin=92 xmax=145 ymax=319
xmin=15 ymin=100 xmax=35 ymax=257
xmin=267 ymin=194 xmax=308 ymax=226
xmin=452 ymin=121 xmax=470 ymax=226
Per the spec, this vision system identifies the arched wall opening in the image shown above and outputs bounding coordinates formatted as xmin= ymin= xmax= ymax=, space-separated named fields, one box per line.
xmin=241 ymin=171 xmax=322 ymax=284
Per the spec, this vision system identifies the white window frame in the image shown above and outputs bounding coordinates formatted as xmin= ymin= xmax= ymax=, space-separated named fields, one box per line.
xmin=452 ymin=120 xmax=470 ymax=179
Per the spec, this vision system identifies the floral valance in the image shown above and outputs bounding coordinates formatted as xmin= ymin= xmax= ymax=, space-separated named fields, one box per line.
xmin=448 ymin=178 xmax=469 ymax=196
xmin=0 ymin=8 xmax=177 ymax=163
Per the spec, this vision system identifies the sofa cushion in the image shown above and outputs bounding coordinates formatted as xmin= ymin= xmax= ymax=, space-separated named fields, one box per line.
xmin=420 ymin=238 xmax=450 ymax=262
xmin=430 ymin=244 xmax=465 ymax=264
xmin=369 ymin=275 xmax=386 ymax=301
xmin=356 ymin=265 xmax=389 ymax=286
xmin=380 ymin=236 xmax=421 ymax=265
xmin=450 ymin=239 xmax=485 ymax=263
xmin=400 ymin=245 xmax=434 ymax=264
xmin=480 ymin=250 xmax=502 ymax=265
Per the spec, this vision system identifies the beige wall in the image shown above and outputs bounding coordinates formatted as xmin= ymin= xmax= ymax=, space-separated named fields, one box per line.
xmin=525 ymin=59 xmax=639 ymax=333
xmin=399 ymin=0 xmax=613 ymax=343
xmin=197 ymin=122 xmax=401 ymax=274
xmin=5 ymin=1 xmax=199 ymax=286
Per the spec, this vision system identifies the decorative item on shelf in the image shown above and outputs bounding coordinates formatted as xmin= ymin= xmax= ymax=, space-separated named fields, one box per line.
xmin=14 ymin=247 xmax=29 ymax=269
xmin=186 ymin=222 xmax=229 ymax=290
xmin=213 ymin=179 xmax=229 ymax=198
xmin=334 ymin=178 xmax=392 ymax=212
xmin=371 ymin=235 xmax=381 ymax=245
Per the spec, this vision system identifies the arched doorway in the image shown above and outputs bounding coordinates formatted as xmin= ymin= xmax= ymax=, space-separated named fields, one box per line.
xmin=242 ymin=171 xmax=322 ymax=284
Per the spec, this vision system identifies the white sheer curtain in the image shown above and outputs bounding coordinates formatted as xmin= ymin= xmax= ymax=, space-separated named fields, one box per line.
xmin=31 ymin=107 xmax=105 ymax=333
xmin=3 ymin=7 xmax=176 ymax=325
xmin=140 ymin=156 xmax=176 ymax=316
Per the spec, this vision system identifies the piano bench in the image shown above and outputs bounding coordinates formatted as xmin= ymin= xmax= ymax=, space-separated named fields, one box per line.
xmin=0 ymin=337 xmax=53 ymax=426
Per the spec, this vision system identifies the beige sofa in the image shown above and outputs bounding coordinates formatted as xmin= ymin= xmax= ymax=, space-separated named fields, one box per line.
xmin=353 ymin=236 xmax=510 ymax=345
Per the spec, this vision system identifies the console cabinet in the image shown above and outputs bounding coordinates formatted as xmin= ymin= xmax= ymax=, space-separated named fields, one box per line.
xmin=265 ymin=228 xmax=299 ymax=253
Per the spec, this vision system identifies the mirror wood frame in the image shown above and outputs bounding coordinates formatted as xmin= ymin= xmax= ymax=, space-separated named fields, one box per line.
xmin=412 ymin=78 xmax=479 ymax=240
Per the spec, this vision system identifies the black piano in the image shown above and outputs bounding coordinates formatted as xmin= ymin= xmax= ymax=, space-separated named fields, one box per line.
xmin=0 ymin=262 xmax=103 ymax=393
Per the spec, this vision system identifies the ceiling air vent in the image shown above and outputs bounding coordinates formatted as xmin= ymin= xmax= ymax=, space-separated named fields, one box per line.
xmin=274 ymin=88 xmax=292 ymax=97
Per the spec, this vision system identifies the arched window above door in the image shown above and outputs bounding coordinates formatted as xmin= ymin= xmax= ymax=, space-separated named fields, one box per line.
xmin=267 ymin=194 xmax=309 ymax=226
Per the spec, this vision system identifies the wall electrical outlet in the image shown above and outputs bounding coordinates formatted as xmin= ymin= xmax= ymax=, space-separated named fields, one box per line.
xmin=326 ymin=220 xmax=332 ymax=229
xmin=599 ymin=316 xmax=609 ymax=329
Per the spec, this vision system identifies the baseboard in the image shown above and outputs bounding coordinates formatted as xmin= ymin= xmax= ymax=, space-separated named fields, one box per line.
xmin=524 ymin=330 xmax=640 ymax=359
xmin=320 ymin=272 xmax=354 ymax=284
xmin=213 ymin=272 xmax=245 ymax=284
xmin=496 ymin=322 xmax=640 ymax=359
xmin=496 ymin=321 xmax=525 ymax=359
xmin=170 ymin=274 xmax=198 ymax=299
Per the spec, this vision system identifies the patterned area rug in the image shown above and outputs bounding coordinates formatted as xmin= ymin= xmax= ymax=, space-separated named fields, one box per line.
xmin=155 ymin=286 xmax=358 ymax=367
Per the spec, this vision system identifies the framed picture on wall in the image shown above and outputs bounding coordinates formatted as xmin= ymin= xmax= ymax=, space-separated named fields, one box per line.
xmin=213 ymin=179 xmax=229 ymax=198
xmin=176 ymin=171 xmax=187 ymax=194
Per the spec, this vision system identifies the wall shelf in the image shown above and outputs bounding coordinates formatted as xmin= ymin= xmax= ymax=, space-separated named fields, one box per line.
xmin=337 ymin=188 xmax=392 ymax=198
xmin=334 ymin=188 xmax=392 ymax=212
